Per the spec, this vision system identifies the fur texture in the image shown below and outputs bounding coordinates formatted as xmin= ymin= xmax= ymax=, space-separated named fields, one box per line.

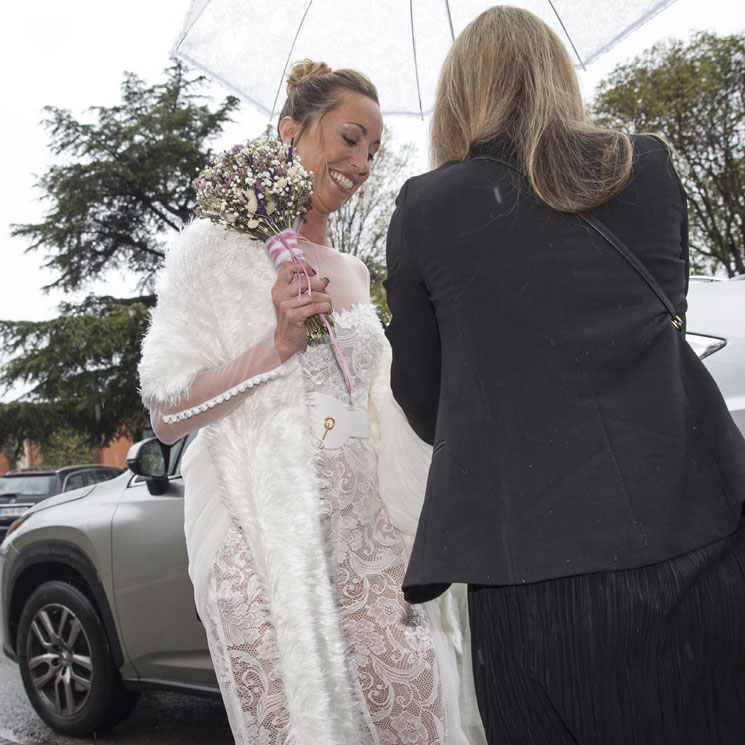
xmin=140 ymin=220 xmax=363 ymax=744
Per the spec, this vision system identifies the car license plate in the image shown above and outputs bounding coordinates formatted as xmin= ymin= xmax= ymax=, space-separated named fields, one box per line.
xmin=0 ymin=506 xmax=29 ymax=517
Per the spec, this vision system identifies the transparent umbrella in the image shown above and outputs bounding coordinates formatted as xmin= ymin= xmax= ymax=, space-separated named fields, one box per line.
xmin=173 ymin=0 xmax=679 ymax=118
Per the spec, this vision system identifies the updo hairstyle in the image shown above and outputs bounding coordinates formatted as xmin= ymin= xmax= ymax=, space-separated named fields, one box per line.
xmin=277 ymin=59 xmax=379 ymax=140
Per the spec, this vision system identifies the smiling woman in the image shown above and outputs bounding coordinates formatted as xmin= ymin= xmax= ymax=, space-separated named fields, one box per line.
xmin=138 ymin=58 xmax=483 ymax=745
xmin=276 ymin=60 xmax=383 ymax=245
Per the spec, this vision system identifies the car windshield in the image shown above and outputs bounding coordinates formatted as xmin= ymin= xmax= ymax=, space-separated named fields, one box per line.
xmin=0 ymin=475 xmax=56 ymax=497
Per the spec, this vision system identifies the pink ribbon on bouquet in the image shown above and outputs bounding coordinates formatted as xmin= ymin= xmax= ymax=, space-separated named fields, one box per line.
xmin=266 ymin=228 xmax=354 ymax=395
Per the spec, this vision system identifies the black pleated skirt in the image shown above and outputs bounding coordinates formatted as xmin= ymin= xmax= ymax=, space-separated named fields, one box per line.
xmin=468 ymin=520 xmax=745 ymax=745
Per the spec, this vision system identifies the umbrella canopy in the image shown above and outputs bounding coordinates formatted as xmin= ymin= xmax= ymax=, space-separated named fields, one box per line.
xmin=173 ymin=0 xmax=679 ymax=118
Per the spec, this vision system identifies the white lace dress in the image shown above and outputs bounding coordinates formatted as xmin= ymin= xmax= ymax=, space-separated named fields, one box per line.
xmin=202 ymin=303 xmax=448 ymax=745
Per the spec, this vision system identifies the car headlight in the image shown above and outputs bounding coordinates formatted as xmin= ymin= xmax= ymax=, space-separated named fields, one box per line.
xmin=686 ymin=333 xmax=727 ymax=360
xmin=2 ymin=514 xmax=30 ymax=543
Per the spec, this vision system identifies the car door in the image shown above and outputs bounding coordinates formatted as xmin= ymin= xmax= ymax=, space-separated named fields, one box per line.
xmin=110 ymin=436 xmax=216 ymax=687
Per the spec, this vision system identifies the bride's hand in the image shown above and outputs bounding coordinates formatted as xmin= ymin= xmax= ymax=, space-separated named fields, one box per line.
xmin=272 ymin=261 xmax=331 ymax=362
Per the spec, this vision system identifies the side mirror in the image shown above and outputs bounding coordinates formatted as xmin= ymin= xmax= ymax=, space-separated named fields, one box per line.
xmin=125 ymin=438 xmax=171 ymax=496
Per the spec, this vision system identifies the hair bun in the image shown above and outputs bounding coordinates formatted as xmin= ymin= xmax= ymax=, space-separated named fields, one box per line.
xmin=286 ymin=59 xmax=332 ymax=92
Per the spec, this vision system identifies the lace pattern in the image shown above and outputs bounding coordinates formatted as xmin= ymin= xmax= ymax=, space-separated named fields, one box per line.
xmin=204 ymin=525 xmax=291 ymax=744
xmin=318 ymin=438 xmax=446 ymax=744
xmin=204 ymin=304 xmax=446 ymax=744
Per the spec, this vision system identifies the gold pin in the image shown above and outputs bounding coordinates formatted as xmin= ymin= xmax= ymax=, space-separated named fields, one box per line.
xmin=322 ymin=416 xmax=336 ymax=442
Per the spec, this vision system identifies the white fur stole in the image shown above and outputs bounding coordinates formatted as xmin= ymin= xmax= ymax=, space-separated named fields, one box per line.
xmin=139 ymin=220 xmax=361 ymax=744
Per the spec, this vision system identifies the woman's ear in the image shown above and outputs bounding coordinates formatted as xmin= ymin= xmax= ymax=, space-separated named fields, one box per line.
xmin=278 ymin=116 xmax=298 ymax=145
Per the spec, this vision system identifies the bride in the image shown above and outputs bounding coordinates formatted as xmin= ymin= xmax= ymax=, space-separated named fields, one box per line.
xmin=138 ymin=59 xmax=484 ymax=745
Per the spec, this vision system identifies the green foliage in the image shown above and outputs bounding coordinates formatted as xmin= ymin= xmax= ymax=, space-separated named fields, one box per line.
xmin=0 ymin=402 xmax=65 ymax=463
xmin=41 ymin=427 xmax=94 ymax=468
xmin=328 ymin=129 xmax=418 ymax=323
xmin=11 ymin=62 xmax=240 ymax=292
xmin=2 ymin=64 xmax=238 ymax=451
xmin=1 ymin=441 xmax=17 ymax=471
xmin=592 ymin=32 xmax=745 ymax=276
xmin=0 ymin=297 xmax=152 ymax=455
xmin=367 ymin=261 xmax=391 ymax=326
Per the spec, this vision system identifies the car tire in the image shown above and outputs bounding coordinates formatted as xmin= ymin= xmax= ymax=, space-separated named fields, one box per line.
xmin=16 ymin=579 xmax=140 ymax=736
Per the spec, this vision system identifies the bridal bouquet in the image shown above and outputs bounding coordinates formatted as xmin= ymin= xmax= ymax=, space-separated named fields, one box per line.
xmin=194 ymin=137 xmax=312 ymax=238
xmin=194 ymin=137 xmax=331 ymax=340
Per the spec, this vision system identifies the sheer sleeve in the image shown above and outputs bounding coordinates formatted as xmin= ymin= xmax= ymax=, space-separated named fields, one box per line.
xmin=149 ymin=335 xmax=282 ymax=444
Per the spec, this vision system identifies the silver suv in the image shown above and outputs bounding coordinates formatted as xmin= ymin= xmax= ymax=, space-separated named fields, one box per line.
xmin=0 ymin=434 xmax=218 ymax=736
xmin=0 ymin=465 xmax=123 ymax=541
xmin=685 ymin=275 xmax=745 ymax=436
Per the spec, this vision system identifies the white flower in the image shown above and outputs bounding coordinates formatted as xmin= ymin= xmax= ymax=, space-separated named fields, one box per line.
xmin=390 ymin=712 xmax=427 ymax=744
xmin=195 ymin=136 xmax=312 ymax=243
xmin=367 ymin=596 xmax=401 ymax=627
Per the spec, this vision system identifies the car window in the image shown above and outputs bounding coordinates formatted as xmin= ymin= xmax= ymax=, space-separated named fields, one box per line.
xmin=171 ymin=432 xmax=198 ymax=478
xmin=63 ymin=472 xmax=86 ymax=491
xmin=0 ymin=475 xmax=56 ymax=497
xmin=86 ymin=469 xmax=119 ymax=484
xmin=85 ymin=470 xmax=107 ymax=484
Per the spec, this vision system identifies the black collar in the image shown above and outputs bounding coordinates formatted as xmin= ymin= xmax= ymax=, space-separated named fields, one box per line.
xmin=469 ymin=138 xmax=518 ymax=165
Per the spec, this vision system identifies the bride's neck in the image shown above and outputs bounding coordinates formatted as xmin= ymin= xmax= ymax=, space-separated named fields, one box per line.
xmin=299 ymin=208 xmax=331 ymax=246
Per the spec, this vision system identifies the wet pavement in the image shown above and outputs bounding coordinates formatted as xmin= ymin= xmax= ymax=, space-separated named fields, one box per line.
xmin=0 ymin=654 xmax=233 ymax=744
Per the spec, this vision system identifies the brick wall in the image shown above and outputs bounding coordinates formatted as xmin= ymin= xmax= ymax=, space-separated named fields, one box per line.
xmin=1 ymin=435 xmax=135 ymax=474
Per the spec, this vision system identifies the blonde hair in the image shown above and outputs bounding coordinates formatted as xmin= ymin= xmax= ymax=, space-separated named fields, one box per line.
xmin=430 ymin=6 xmax=632 ymax=213
xmin=278 ymin=59 xmax=379 ymax=140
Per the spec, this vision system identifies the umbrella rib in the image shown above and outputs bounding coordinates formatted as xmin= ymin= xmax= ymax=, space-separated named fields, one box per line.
xmin=582 ymin=0 xmax=677 ymax=67
xmin=270 ymin=0 xmax=315 ymax=120
xmin=178 ymin=0 xmax=212 ymax=44
xmin=545 ymin=0 xmax=586 ymax=70
xmin=444 ymin=0 xmax=455 ymax=41
xmin=409 ymin=0 xmax=424 ymax=120
xmin=171 ymin=0 xmax=217 ymax=59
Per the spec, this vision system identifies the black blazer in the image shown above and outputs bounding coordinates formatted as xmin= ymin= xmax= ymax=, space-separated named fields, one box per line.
xmin=385 ymin=135 xmax=745 ymax=603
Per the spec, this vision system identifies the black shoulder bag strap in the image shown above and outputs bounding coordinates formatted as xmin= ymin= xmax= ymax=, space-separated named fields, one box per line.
xmin=473 ymin=154 xmax=684 ymax=334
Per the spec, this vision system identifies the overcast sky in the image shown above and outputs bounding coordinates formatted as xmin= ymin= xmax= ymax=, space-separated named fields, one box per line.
xmin=2 ymin=0 xmax=744 ymax=328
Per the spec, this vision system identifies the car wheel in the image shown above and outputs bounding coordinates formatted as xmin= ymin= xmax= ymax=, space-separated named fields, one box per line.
xmin=16 ymin=579 xmax=140 ymax=736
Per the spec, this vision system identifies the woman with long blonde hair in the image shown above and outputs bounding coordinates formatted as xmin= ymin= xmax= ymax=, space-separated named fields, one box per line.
xmin=385 ymin=7 xmax=745 ymax=744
